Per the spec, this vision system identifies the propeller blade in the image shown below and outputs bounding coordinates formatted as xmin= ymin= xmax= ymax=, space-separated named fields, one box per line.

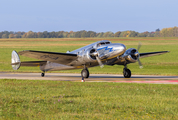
xmin=137 ymin=42 xmax=142 ymax=51
xmin=96 ymin=56 xmax=104 ymax=68
xmin=137 ymin=42 xmax=143 ymax=68
xmin=138 ymin=58 xmax=143 ymax=69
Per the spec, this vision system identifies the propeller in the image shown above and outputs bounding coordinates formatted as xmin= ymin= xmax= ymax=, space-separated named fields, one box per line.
xmin=90 ymin=51 xmax=104 ymax=68
xmin=96 ymin=56 xmax=104 ymax=68
xmin=130 ymin=42 xmax=143 ymax=68
xmin=137 ymin=42 xmax=143 ymax=68
xmin=137 ymin=42 xmax=142 ymax=51
xmin=138 ymin=59 xmax=143 ymax=69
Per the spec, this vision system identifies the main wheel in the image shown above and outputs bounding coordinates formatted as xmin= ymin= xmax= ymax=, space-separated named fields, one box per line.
xmin=123 ymin=68 xmax=131 ymax=78
xmin=41 ymin=73 xmax=45 ymax=77
xmin=81 ymin=69 xmax=89 ymax=78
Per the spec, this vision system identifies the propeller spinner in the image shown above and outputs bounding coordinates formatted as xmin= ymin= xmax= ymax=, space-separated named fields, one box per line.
xmin=90 ymin=51 xmax=104 ymax=68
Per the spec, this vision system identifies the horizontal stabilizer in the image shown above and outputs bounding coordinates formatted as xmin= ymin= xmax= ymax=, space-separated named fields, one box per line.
xmin=11 ymin=61 xmax=47 ymax=67
xmin=21 ymin=61 xmax=47 ymax=66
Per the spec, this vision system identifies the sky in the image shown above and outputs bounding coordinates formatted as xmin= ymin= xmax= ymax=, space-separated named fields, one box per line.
xmin=0 ymin=0 xmax=178 ymax=33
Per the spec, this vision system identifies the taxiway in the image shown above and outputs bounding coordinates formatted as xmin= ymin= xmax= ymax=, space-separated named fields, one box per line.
xmin=1 ymin=72 xmax=178 ymax=84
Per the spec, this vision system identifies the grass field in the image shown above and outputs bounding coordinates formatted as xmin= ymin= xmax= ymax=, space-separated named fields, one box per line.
xmin=1 ymin=79 xmax=178 ymax=119
xmin=0 ymin=37 xmax=178 ymax=75
xmin=1 ymin=38 xmax=178 ymax=119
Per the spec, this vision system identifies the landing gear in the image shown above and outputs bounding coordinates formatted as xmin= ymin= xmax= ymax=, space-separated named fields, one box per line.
xmin=41 ymin=72 xmax=45 ymax=77
xmin=81 ymin=68 xmax=89 ymax=78
xmin=123 ymin=67 xmax=131 ymax=78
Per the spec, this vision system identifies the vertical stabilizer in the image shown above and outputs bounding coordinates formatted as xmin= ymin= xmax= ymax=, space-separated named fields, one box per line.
xmin=11 ymin=50 xmax=21 ymax=70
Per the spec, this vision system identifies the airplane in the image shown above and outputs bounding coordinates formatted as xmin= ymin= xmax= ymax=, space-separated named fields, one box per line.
xmin=11 ymin=40 xmax=169 ymax=78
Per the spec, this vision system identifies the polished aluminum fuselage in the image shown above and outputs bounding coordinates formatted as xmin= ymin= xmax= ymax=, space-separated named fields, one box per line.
xmin=40 ymin=40 xmax=127 ymax=71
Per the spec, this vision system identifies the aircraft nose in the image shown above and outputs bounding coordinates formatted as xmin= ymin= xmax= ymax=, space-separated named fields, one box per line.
xmin=120 ymin=44 xmax=126 ymax=51
xmin=108 ymin=43 xmax=126 ymax=55
xmin=109 ymin=43 xmax=126 ymax=57
xmin=117 ymin=44 xmax=126 ymax=54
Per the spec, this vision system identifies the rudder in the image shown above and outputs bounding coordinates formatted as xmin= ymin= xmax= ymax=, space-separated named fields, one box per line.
xmin=11 ymin=50 xmax=21 ymax=70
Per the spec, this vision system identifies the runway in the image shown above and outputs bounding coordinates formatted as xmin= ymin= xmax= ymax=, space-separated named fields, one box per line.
xmin=1 ymin=72 xmax=178 ymax=84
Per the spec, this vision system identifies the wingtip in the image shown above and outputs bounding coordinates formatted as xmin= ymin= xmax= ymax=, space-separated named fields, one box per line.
xmin=160 ymin=51 xmax=170 ymax=53
xmin=163 ymin=51 xmax=170 ymax=54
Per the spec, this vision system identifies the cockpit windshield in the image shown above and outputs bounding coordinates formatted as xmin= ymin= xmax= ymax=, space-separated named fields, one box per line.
xmin=97 ymin=42 xmax=110 ymax=47
xmin=105 ymin=42 xmax=110 ymax=44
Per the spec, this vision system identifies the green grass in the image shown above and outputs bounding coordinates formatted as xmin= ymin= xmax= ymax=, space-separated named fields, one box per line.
xmin=1 ymin=79 xmax=178 ymax=119
xmin=0 ymin=37 xmax=178 ymax=75
xmin=1 ymin=38 xmax=178 ymax=119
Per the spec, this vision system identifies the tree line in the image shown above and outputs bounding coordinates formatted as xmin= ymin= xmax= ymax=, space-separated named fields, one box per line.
xmin=0 ymin=27 xmax=178 ymax=39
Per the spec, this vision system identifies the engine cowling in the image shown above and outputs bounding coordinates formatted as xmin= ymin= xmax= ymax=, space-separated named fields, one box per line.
xmin=124 ymin=48 xmax=139 ymax=63
xmin=82 ymin=48 xmax=97 ymax=63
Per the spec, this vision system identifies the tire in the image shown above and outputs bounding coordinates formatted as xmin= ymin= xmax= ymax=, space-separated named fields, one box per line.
xmin=123 ymin=68 xmax=131 ymax=78
xmin=41 ymin=73 xmax=45 ymax=77
xmin=81 ymin=69 xmax=89 ymax=78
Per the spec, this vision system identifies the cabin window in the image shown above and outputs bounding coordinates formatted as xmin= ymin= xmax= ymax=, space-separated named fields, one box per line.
xmin=101 ymin=42 xmax=105 ymax=45
xmin=105 ymin=42 xmax=110 ymax=44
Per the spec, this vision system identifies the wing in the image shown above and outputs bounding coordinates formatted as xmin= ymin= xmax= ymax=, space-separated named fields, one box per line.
xmin=140 ymin=51 xmax=169 ymax=58
xmin=18 ymin=50 xmax=78 ymax=65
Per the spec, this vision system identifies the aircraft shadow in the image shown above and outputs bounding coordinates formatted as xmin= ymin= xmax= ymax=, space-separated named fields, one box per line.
xmin=48 ymin=74 xmax=178 ymax=79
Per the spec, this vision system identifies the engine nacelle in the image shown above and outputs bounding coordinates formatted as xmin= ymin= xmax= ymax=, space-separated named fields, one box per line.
xmin=122 ymin=48 xmax=139 ymax=63
xmin=82 ymin=48 xmax=97 ymax=63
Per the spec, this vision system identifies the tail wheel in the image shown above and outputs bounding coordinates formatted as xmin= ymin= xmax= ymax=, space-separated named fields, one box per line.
xmin=81 ymin=69 xmax=89 ymax=78
xmin=123 ymin=68 xmax=131 ymax=78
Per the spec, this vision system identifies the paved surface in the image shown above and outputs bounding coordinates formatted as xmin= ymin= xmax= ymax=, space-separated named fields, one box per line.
xmin=1 ymin=72 xmax=178 ymax=84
